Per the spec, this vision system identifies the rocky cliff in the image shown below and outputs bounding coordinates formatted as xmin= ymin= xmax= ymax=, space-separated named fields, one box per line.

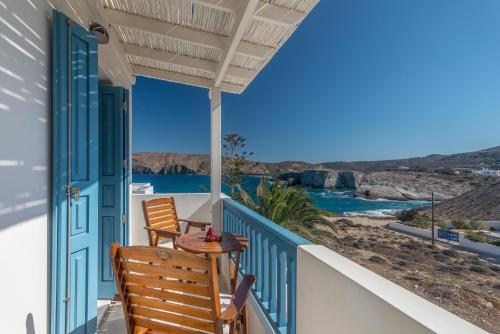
xmin=133 ymin=152 xmax=209 ymax=174
xmin=296 ymin=170 xmax=363 ymax=188
xmin=354 ymin=171 xmax=475 ymax=201
xmin=280 ymin=169 xmax=477 ymax=200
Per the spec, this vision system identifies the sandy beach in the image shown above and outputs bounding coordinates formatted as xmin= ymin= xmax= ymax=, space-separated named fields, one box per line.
xmin=327 ymin=215 xmax=398 ymax=227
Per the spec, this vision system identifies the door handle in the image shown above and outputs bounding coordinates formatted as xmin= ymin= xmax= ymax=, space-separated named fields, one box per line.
xmin=66 ymin=186 xmax=80 ymax=203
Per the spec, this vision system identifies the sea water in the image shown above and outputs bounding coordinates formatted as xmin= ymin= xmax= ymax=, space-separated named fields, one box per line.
xmin=132 ymin=174 xmax=430 ymax=217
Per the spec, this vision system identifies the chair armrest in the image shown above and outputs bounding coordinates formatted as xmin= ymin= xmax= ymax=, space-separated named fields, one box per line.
xmin=144 ymin=226 xmax=181 ymax=238
xmin=219 ymin=275 xmax=256 ymax=323
xmin=179 ymin=219 xmax=211 ymax=233
xmin=178 ymin=219 xmax=211 ymax=228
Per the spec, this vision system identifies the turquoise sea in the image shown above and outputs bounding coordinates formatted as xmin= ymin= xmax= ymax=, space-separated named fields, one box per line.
xmin=132 ymin=174 xmax=430 ymax=217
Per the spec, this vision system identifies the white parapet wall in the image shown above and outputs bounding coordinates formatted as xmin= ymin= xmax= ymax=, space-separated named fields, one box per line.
xmin=296 ymin=245 xmax=487 ymax=334
xmin=130 ymin=193 xmax=212 ymax=245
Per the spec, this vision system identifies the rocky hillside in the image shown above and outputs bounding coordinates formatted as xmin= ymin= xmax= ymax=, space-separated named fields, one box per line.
xmin=133 ymin=152 xmax=210 ymax=174
xmin=134 ymin=146 xmax=500 ymax=175
xmin=427 ymin=181 xmax=500 ymax=220
xmin=132 ymin=152 xmax=308 ymax=175
xmin=320 ymin=146 xmax=500 ymax=172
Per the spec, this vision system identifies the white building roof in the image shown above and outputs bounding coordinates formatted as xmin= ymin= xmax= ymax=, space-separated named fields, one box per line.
xmin=99 ymin=0 xmax=319 ymax=93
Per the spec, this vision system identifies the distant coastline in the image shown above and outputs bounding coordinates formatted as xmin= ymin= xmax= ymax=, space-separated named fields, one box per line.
xmin=133 ymin=146 xmax=500 ymax=220
xmin=132 ymin=174 xmax=431 ymax=217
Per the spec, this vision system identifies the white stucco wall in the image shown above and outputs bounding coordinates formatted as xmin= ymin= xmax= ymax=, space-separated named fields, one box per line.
xmin=0 ymin=1 xmax=133 ymax=332
xmin=296 ymin=245 xmax=487 ymax=334
xmin=129 ymin=193 xmax=213 ymax=245
xmin=0 ymin=1 xmax=52 ymax=332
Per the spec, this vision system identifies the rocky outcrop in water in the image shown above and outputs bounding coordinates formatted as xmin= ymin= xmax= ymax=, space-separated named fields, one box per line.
xmin=133 ymin=165 xmax=155 ymax=174
xmin=336 ymin=171 xmax=362 ymax=188
xmin=291 ymin=169 xmax=363 ymax=189
xmin=299 ymin=170 xmax=333 ymax=188
xmin=278 ymin=169 xmax=478 ymax=201
xmin=158 ymin=164 xmax=196 ymax=175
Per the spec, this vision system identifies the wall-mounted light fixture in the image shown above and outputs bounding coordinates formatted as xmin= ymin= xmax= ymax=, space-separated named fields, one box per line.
xmin=89 ymin=22 xmax=109 ymax=44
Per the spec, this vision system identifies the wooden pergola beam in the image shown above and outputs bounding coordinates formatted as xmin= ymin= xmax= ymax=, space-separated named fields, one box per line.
xmin=123 ymin=43 xmax=255 ymax=80
xmin=214 ymin=0 xmax=259 ymax=87
xmin=193 ymin=0 xmax=308 ymax=27
xmin=105 ymin=8 xmax=274 ymax=60
xmin=132 ymin=64 xmax=244 ymax=94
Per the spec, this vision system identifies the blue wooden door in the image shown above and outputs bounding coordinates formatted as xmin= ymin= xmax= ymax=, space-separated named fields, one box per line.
xmin=122 ymin=89 xmax=131 ymax=245
xmin=98 ymin=86 xmax=128 ymax=298
xmin=52 ymin=10 xmax=98 ymax=334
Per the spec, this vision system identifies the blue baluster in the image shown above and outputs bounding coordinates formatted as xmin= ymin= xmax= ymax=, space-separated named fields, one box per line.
xmin=251 ymin=228 xmax=256 ymax=278
xmin=256 ymin=231 xmax=263 ymax=298
xmin=269 ymin=243 xmax=277 ymax=322
xmin=287 ymin=256 xmax=296 ymax=334
xmin=246 ymin=224 xmax=251 ymax=274
xmin=262 ymin=237 xmax=270 ymax=308
xmin=277 ymin=250 xmax=287 ymax=329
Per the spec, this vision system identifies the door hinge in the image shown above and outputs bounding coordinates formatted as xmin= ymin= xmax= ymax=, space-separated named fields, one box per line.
xmin=122 ymin=158 xmax=128 ymax=169
xmin=121 ymin=214 xmax=128 ymax=225
xmin=121 ymin=101 xmax=127 ymax=112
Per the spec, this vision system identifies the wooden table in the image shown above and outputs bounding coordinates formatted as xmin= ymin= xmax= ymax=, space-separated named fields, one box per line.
xmin=175 ymin=232 xmax=248 ymax=293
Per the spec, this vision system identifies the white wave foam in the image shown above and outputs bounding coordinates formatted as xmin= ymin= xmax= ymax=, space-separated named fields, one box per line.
xmin=343 ymin=209 xmax=398 ymax=218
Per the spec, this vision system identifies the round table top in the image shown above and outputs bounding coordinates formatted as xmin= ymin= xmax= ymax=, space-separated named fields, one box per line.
xmin=175 ymin=232 xmax=248 ymax=254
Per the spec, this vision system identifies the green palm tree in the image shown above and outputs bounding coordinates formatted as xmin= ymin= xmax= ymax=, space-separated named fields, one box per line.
xmin=241 ymin=178 xmax=327 ymax=228
xmin=238 ymin=178 xmax=339 ymax=245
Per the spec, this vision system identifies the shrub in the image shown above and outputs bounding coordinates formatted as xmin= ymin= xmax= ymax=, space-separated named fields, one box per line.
xmin=396 ymin=209 xmax=420 ymax=222
xmin=442 ymin=249 xmax=458 ymax=257
xmin=469 ymin=220 xmax=486 ymax=230
xmin=398 ymin=253 xmax=413 ymax=261
xmin=412 ymin=215 xmax=432 ymax=229
xmin=434 ymin=253 xmax=448 ymax=262
xmin=465 ymin=231 xmax=487 ymax=243
xmin=489 ymin=265 xmax=500 ymax=272
xmin=435 ymin=219 xmax=446 ymax=228
xmin=369 ymin=256 xmax=387 ymax=264
xmin=452 ymin=219 xmax=471 ymax=230
xmin=470 ymin=265 xmax=488 ymax=274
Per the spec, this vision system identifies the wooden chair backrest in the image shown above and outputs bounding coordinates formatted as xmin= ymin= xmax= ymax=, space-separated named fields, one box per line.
xmin=110 ymin=244 xmax=222 ymax=334
xmin=142 ymin=197 xmax=180 ymax=246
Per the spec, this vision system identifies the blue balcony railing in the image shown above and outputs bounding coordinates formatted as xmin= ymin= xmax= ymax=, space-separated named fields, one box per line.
xmin=222 ymin=198 xmax=311 ymax=334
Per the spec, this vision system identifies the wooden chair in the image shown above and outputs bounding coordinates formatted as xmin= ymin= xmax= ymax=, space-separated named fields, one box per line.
xmin=142 ymin=197 xmax=211 ymax=248
xmin=110 ymin=243 xmax=255 ymax=334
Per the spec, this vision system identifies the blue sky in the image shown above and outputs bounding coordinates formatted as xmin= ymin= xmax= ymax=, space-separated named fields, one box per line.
xmin=133 ymin=0 xmax=500 ymax=163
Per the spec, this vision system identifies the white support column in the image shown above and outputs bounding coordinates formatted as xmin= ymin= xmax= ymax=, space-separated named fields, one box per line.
xmin=210 ymin=87 xmax=222 ymax=231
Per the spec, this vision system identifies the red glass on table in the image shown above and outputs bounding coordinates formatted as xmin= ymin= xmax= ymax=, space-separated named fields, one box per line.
xmin=205 ymin=226 xmax=223 ymax=242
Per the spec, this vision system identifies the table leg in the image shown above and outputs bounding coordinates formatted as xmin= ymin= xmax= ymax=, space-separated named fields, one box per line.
xmin=230 ymin=250 xmax=242 ymax=294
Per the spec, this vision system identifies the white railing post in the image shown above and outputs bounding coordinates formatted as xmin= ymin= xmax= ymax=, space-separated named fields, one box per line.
xmin=210 ymin=87 xmax=222 ymax=231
